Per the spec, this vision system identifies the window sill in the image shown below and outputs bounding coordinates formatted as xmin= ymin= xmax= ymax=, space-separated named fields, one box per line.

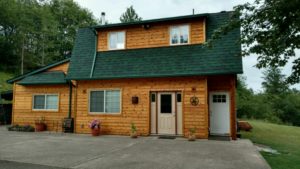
xmin=107 ymin=48 xmax=126 ymax=51
xmin=31 ymin=109 xmax=59 ymax=113
xmin=170 ymin=43 xmax=190 ymax=46
xmin=88 ymin=112 xmax=122 ymax=116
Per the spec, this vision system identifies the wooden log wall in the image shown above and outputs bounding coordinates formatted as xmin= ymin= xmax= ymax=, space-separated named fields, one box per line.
xmin=75 ymin=76 xmax=209 ymax=138
xmin=97 ymin=19 xmax=205 ymax=51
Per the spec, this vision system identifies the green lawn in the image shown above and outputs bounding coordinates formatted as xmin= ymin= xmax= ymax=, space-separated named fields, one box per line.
xmin=241 ymin=120 xmax=300 ymax=169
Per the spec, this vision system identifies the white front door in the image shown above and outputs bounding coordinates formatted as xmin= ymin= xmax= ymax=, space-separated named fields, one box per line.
xmin=209 ymin=92 xmax=230 ymax=135
xmin=157 ymin=92 xmax=176 ymax=134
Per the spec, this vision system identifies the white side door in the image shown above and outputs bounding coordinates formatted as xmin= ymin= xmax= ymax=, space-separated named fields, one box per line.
xmin=157 ymin=92 xmax=176 ymax=135
xmin=209 ymin=92 xmax=230 ymax=135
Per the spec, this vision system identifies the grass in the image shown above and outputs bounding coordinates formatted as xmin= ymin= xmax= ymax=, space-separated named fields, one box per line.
xmin=241 ymin=120 xmax=300 ymax=169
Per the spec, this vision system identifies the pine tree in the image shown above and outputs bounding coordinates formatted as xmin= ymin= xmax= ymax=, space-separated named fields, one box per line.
xmin=120 ymin=6 xmax=142 ymax=23
xmin=262 ymin=67 xmax=289 ymax=95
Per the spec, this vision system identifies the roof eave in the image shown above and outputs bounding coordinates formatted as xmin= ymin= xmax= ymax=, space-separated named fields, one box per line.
xmin=66 ymin=71 xmax=243 ymax=81
xmin=17 ymin=82 xmax=68 ymax=85
xmin=92 ymin=13 xmax=208 ymax=30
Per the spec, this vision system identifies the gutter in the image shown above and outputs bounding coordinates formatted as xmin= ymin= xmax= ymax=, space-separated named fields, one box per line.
xmin=68 ymin=80 xmax=73 ymax=118
xmin=89 ymin=28 xmax=98 ymax=78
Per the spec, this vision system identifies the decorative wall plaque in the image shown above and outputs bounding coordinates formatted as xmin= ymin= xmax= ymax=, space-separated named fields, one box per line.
xmin=190 ymin=96 xmax=199 ymax=106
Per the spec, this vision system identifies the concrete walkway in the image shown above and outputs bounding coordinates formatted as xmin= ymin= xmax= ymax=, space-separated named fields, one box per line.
xmin=0 ymin=126 xmax=270 ymax=169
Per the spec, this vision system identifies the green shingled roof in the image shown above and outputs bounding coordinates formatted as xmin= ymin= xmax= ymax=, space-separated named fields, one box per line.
xmin=17 ymin=71 xmax=67 ymax=85
xmin=66 ymin=28 xmax=96 ymax=79
xmin=7 ymin=58 xmax=70 ymax=84
xmin=66 ymin=11 xmax=242 ymax=80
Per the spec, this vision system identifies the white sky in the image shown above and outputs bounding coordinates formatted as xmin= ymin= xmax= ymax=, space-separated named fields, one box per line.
xmin=74 ymin=0 xmax=300 ymax=92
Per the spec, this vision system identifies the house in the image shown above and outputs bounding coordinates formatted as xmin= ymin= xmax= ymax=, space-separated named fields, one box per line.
xmin=7 ymin=11 xmax=242 ymax=139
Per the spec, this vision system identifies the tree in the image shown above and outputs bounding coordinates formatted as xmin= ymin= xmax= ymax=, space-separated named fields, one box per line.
xmin=236 ymin=76 xmax=255 ymax=118
xmin=262 ymin=67 xmax=289 ymax=95
xmin=0 ymin=0 xmax=97 ymax=74
xmin=120 ymin=6 xmax=142 ymax=23
xmin=48 ymin=0 xmax=97 ymax=61
xmin=210 ymin=0 xmax=300 ymax=84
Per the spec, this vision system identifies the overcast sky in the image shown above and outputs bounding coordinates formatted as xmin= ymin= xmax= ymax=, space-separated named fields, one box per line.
xmin=74 ymin=0 xmax=300 ymax=92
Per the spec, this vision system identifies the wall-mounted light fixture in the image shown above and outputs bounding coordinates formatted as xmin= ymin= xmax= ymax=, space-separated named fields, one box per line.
xmin=142 ymin=24 xmax=151 ymax=30
xmin=191 ymin=87 xmax=197 ymax=92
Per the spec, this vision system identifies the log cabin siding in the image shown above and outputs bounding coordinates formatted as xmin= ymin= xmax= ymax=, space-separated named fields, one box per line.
xmin=12 ymin=62 xmax=72 ymax=131
xmin=97 ymin=19 xmax=205 ymax=51
xmin=12 ymin=84 xmax=75 ymax=131
xmin=47 ymin=62 xmax=69 ymax=74
xmin=75 ymin=76 xmax=209 ymax=138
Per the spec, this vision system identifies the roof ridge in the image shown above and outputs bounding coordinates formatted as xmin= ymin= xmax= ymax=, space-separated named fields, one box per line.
xmin=92 ymin=11 xmax=233 ymax=29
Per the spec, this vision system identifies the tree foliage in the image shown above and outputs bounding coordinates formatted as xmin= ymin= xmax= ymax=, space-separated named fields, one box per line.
xmin=237 ymin=69 xmax=300 ymax=126
xmin=120 ymin=5 xmax=142 ymax=23
xmin=0 ymin=0 xmax=97 ymax=74
xmin=262 ymin=67 xmax=289 ymax=95
xmin=211 ymin=0 xmax=300 ymax=84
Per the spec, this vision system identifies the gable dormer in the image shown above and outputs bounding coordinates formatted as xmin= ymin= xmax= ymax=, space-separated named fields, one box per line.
xmin=66 ymin=11 xmax=242 ymax=80
xmin=95 ymin=14 xmax=206 ymax=51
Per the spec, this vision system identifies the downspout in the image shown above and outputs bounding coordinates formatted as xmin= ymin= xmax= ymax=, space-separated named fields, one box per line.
xmin=90 ymin=28 xmax=98 ymax=78
xmin=68 ymin=80 xmax=72 ymax=118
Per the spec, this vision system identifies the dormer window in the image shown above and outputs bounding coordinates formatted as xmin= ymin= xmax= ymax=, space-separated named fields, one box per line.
xmin=170 ymin=25 xmax=189 ymax=45
xmin=108 ymin=31 xmax=125 ymax=50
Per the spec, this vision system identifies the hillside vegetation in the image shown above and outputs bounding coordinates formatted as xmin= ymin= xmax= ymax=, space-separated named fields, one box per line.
xmin=0 ymin=72 xmax=13 ymax=92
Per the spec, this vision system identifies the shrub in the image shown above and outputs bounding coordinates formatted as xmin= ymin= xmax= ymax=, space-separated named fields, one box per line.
xmin=7 ymin=125 xmax=35 ymax=132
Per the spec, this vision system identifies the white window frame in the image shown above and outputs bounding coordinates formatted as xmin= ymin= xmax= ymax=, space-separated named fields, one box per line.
xmin=88 ymin=89 xmax=122 ymax=114
xmin=169 ymin=24 xmax=190 ymax=45
xmin=32 ymin=94 xmax=59 ymax=111
xmin=108 ymin=31 xmax=126 ymax=50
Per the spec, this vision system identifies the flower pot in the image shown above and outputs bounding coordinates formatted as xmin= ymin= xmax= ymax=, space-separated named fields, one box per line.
xmin=91 ymin=128 xmax=100 ymax=136
xmin=35 ymin=123 xmax=46 ymax=132
xmin=130 ymin=131 xmax=138 ymax=138
xmin=188 ymin=134 xmax=196 ymax=141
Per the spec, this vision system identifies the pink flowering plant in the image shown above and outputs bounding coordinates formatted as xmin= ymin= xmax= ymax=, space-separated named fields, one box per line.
xmin=88 ymin=119 xmax=100 ymax=129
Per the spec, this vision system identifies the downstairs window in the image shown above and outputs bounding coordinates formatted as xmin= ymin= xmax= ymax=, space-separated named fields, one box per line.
xmin=89 ymin=90 xmax=121 ymax=114
xmin=33 ymin=94 xmax=59 ymax=111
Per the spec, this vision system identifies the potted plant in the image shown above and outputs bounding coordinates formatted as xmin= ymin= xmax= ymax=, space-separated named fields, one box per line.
xmin=188 ymin=128 xmax=196 ymax=141
xmin=35 ymin=116 xmax=46 ymax=132
xmin=89 ymin=119 xmax=101 ymax=136
xmin=130 ymin=122 xmax=138 ymax=138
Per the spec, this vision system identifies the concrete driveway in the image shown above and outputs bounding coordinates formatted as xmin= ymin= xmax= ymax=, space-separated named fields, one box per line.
xmin=0 ymin=126 xmax=270 ymax=169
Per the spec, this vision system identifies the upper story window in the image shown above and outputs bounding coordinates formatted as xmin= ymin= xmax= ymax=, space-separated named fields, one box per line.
xmin=108 ymin=31 xmax=125 ymax=50
xmin=170 ymin=25 xmax=189 ymax=45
